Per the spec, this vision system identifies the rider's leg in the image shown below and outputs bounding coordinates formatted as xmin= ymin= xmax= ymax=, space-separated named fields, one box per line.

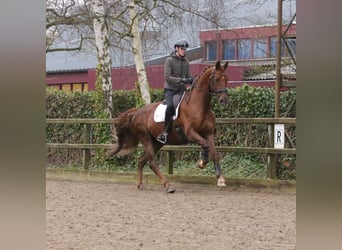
xmin=157 ymin=89 xmax=174 ymax=143
xmin=164 ymin=105 xmax=174 ymax=132
xmin=157 ymin=105 xmax=174 ymax=143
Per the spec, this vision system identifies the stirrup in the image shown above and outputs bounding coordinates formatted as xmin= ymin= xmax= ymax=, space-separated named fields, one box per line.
xmin=156 ymin=132 xmax=168 ymax=144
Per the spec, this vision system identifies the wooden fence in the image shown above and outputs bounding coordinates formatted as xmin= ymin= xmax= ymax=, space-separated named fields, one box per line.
xmin=46 ymin=118 xmax=296 ymax=179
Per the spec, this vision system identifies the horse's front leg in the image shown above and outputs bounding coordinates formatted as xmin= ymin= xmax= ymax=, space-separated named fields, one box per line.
xmin=206 ymin=134 xmax=226 ymax=187
xmin=197 ymin=150 xmax=209 ymax=169
xmin=186 ymin=129 xmax=211 ymax=166
xmin=186 ymin=130 xmax=226 ymax=186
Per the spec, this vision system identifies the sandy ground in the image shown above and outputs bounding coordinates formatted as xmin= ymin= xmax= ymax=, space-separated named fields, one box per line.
xmin=46 ymin=179 xmax=296 ymax=250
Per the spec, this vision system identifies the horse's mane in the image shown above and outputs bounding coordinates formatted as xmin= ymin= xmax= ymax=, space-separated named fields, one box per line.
xmin=196 ymin=65 xmax=213 ymax=81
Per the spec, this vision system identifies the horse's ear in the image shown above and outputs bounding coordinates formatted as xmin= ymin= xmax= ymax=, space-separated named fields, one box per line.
xmin=223 ymin=61 xmax=228 ymax=71
xmin=215 ymin=60 xmax=221 ymax=70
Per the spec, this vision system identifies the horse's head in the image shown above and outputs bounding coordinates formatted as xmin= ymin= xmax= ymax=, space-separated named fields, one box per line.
xmin=209 ymin=60 xmax=229 ymax=105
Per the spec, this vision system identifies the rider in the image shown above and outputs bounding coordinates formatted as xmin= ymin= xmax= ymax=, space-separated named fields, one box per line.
xmin=156 ymin=39 xmax=193 ymax=144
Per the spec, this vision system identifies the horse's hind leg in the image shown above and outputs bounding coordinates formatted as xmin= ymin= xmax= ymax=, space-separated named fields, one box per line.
xmin=143 ymin=142 xmax=175 ymax=193
xmin=149 ymin=160 xmax=175 ymax=193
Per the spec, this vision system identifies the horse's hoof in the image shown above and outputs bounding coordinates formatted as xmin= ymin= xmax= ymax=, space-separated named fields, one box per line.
xmin=137 ymin=184 xmax=144 ymax=190
xmin=217 ymin=176 xmax=226 ymax=187
xmin=217 ymin=181 xmax=226 ymax=187
xmin=166 ymin=187 xmax=176 ymax=193
xmin=197 ymin=159 xmax=205 ymax=169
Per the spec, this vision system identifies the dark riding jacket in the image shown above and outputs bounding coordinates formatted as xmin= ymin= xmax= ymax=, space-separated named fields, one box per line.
xmin=164 ymin=51 xmax=192 ymax=91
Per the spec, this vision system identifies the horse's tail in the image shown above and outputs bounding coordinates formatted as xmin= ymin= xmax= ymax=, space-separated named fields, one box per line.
xmin=107 ymin=108 xmax=139 ymax=157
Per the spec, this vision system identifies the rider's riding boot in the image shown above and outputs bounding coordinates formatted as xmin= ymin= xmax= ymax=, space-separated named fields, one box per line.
xmin=157 ymin=108 xmax=173 ymax=144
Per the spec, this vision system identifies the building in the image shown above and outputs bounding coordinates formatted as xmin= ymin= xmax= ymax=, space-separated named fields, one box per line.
xmin=201 ymin=23 xmax=296 ymax=63
xmin=46 ymin=23 xmax=296 ymax=92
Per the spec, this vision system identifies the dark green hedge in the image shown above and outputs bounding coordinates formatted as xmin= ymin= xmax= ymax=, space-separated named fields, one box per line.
xmin=46 ymin=85 xmax=296 ymax=180
xmin=46 ymin=85 xmax=295 ymax=119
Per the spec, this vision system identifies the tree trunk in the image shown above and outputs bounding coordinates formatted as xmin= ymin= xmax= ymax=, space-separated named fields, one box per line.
xmin=128 ymin=0 xmax=151 ymax=104
xmin=91 ymin=0 xmax=113 ymax=117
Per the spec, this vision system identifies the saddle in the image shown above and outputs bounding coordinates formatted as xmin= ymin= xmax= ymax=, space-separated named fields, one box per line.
xmin=153 ymin=92 xmax=185 ymax=123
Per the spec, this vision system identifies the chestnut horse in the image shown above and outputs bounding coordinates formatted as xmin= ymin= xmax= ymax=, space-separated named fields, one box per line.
xmin=108 ymin=60 xmax=229 ymax=193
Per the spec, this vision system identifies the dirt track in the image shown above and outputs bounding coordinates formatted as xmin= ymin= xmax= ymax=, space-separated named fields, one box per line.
xmin=46 ymin=179 xmax=296 ymax=249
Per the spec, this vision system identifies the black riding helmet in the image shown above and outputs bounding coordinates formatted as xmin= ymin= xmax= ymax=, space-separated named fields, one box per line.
xmin=174 ymin=39 xmax=189 ymax=49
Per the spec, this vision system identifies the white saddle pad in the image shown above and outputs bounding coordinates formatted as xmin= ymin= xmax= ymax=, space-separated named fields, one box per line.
xmin=153 ymin=93 xmax=185 ymax=123
xmin=154 ymin=104 xmax=167 ymax=122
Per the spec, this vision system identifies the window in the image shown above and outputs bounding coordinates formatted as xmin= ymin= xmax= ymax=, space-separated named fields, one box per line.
xmin=253 ymin=38 xmax=267 ymax=59
xmin=283 ymin=38 xmax=296 ymax=57
xmin=49 ymin=85 xmax=61 ymax=90
xmin=238 ymin=39 xmax=251 ymax=59
xmin=222 ymin=40 xmax=236 ymax=60
xmin=73 ymin=83 xmax=83 ymax=92
xmin=270 ymin=37 xmax=297 ymax=58
xmin=270 ymin=37 xmax=277 ymax=57
xmin=62 ymin=84 xmax=71 ymax=92
xmin=206 ymin=41 xmax=217 ymax=61
xmin=49 ymin=82 xmax=88 ymax=92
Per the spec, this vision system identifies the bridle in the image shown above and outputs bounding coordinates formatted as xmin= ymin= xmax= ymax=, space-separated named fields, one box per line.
xmin=190 ymin=67 xmax=228 ymax=96
xmin=209 ymin=68 xmax=228 ymax=95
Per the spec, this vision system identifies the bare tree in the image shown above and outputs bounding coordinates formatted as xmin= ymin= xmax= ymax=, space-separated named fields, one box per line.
xmin=128 ymin=0 xmax=151 ymax=104
xmin=46 ymin=0 xmax=91 ymax=53
xmin=91 ymin=0 xmax=113 ymax=117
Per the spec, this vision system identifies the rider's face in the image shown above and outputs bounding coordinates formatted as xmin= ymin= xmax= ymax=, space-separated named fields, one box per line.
xmin=176 ymin=47 xmax=186 ymax=57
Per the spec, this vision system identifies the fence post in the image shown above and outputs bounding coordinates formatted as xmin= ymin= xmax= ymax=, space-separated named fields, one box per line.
xmin=165 ymin=151 xmax=174 ymax=175
xmin=267 ymin=124 xmax=277 ymax=179
xmin=82 ymin=123 xmax=91 ymax=170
